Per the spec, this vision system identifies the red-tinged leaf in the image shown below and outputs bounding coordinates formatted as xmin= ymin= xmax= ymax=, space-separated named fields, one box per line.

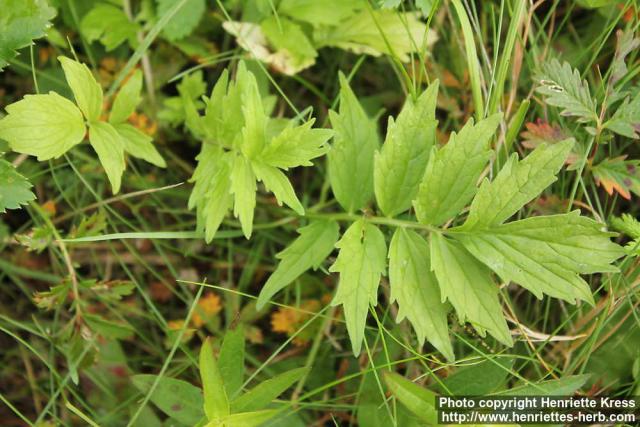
xmin=592 ymin=156 xmax=640 ymax=200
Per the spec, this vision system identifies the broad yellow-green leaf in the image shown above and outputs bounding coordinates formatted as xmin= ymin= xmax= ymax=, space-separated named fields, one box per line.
xmin=231 ymin=367 xmax=308 ymax=412
xmin=114 ymin=124 xmax=166 ymax=168
xmin=257 ymin=220 xmax=339 ymax=309
xmin=59 ymin=56 xmax=103 ymax=122
xmin=239 ymin=64 xmax=267 ymax=158
xmin=278 ymin=0 xmax=361 ymax=26
xmin=110 ymin=69 xmax=143 ymax=124
xmin=374 ymin=81 xmax=439 ymax=217
xmin=455 ymin=212 xmax=624 ymax=305
xmin=88 ymin=122 xmax=125 ymax=194
xmin=0 ymin=159 xmax=35 ymax=212
xmin=330 ymin=220 xmax=386 ymax=355
xmin=328 ymin=73 xmax=379 ymax=213
xmin=261 ymin=16 xmax=318 ymax=75
xmin=0 ymin=92 xmax=86 ymax=160
xmin=200 ymin=338 xmax=230 ymax=420
xmin=218 ymin=326 xmax=245 ymax=399
xmin=230 ymin=154 xmax=257 ymax=239
xmin=260 ymin=120 xmax=332 ymax=169
xmin=430 ymin=233 xmax=512 ymax=346
xmin=414 ymin=113 xmax=501 ymax=226
xmin=389 ymin=228 xmax=453 ymax=361
xmin=251 ymin=161 xmax=303 ymax=215
xmin=81 ymin=4 xmax=139 ymax=51
xmin=463 ymin=139 xmax=574 ymax=229
xmin=383 ymin=372 xmax=438 ymax=425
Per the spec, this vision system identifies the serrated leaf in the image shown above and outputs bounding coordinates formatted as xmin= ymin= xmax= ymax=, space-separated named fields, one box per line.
xmin=609 ymin=30 xmax=640 ymax=87
xmin=592 ymin=156 xmax=640 ymax=200
xmin=239 ymin=64 xmax=267 ymax=158
xmin=132 ymin=375 xmax=205 ymax=425
xmin=81 ymin=4 xmax=139 ymax=51
xmin=200 ymin=337 xmax=229 ymax=420
xmin=114 ymin=123 xmax=166 ymax=168
xmin=455 ymin=212 xmax=623 ymax=305
xmin=230 ymin=154 xmax=257 ymax=239
xmin=157 ymin=0 xmax=205 ymax=41
xmin=463 ymin=139 xmax=574 ymax=229
xmin=536 ymin=59 xmax=597 ymax=123
xmin=231 ymin=367 xmax=307 ymax=412
xmin=605 ymin=92 xmax=640 ymax=139
xmin=88 ymin=121 xmax=125 ymax=194
xmin=330 ymin=220 xmax=386 ymax=355
xmin=59 ymin=56 xmax=103 ymax=122
xmin=218 ymin=326 xmax=245 ymax=399
xmin=389 ymin=228 xmax=453 ymax=361
xmin=0 ymin=92 xmax=86 ymax=160
xmin=430 ymin=233 xmax=512 ymax=346
xmin=257 ymin=220 xmax=339 ymax=309
xmin=383 ymin=372 xmax=438 ymax=425
xmin=0 ymin=0 xmax=56 ymax=71
xmin=328 ymin=73 xmax=379 ymax=213
xmin=251 ymin=161 xmax=304 ymax=215
xmin=0 ymin=159 xmax=35 ymax=212
xmin=611 ymin=213 xmax=640 ymax=240
xmin=278 ymin=0 xmax=361 ymax=26
xmin=414 ymin=113 xmax=501 ymax=226
xmin=260 ymin=120 xmax=332 ymax=169
xmin=110 ymin=69 xmax=143 ymax=124
xmin=374 ymin=82 xmax=439 ymax=217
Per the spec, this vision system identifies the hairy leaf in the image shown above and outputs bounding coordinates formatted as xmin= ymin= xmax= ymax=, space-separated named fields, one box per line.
xmin=59 ymin=56 xmax=103 ymax=122
xmin=463 ymin=139 xmax=574 ymax=229
xmin=375 ymin=81 xmax=439 ymax=217
xmin=328 ymin=73 xmax=379 ymax=213
xmin=200 ymin=337 xmax=229 ymax=420
xmin=0 ymin=92 xmax=86 ymax=160
xmin=257 ymin=220 xmax=339 ymax=309
xmin=81 ymin=4 xmax=139 ymax=51
xmin=330 ymin=220 xmax=386 ymax=355
xmin=414 ymin=113 xmax=501 ymax=226
xmin=0 ymin=159 xmax=35 ymax=212
xmin=388 ymin=228 xmax=453 ymax=360
xmin=430 ymin=233 xmax=512 ymax=345
xmin=89 ymin=122 xmax=125 ymax=194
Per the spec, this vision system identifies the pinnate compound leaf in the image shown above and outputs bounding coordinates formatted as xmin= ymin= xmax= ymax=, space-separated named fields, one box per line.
xmin=536 ymin=59 xmax=597 ymax=123
xmin=114 ymin=124 xmax=166 ymax=168
xmin=200 ymin=338 xmax=230 ymax=420
xmin=383 ymin=372 xmax=438 ymax=425
xmin=218 ymin=326 xmax=245 ymax=399
xmin=456 ymin=212 xmax=623 ymax=305
xmin=230 ymin=154 xmax=257 ymax=239
xmin=463 ymin=139 xmax=574 ymax=229
xmin=132 ymin=374 xmax=205 ymax=425
xmin=0 ymin=159 xmax=36 ymax=212
xmin=81 ymin=4 xmax=139 ymax=51
xmin=110 ymin=69 xmax=143 ymax=124
xmin=330 ymin=220 xmax=387 ymax=355
xmin=328 ymin=73 xmax=379 ymax=213
xmin=88 ymin=122 xmax=125 ymax=194
xmin=388 ymin=228 xmax=453 ymax=361
xmin=157 ymin=0 xmax=205 ymax=41
xmin=231 ymin=367 xmax=308 ymax=412
xmin=414 ymin=113 xmax=501 ymax=226
xmin=374 ymin=81 xmax=439 ymax=217
xmin=430 ymin=233 xmax=512 ymax=346
xmin=260 ymin=120 xmax=332 ymax=169
xmin=0 ymin=0 xmax=56 ymax=71
xmin=0 ymin=92 xmax=86 ymax=160
xmin=251 ymin=161 xmax=304 ymax=215
xmin=59 ymin=56 xmax=103 ymax=122
xmin=257 ymin=220 xmax=340 ymax=309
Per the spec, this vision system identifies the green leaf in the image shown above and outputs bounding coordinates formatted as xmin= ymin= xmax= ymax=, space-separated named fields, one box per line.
xmin=230 ymin=154 xmax=257 ymax=239
xmin=328 ymin=73 xmax=379 ymax=213
xmin=388 ymin=228 xmax=453 ymax=361
xmin=374 ymin=82 xmax=439 ymax=217
xmin=157 ymin=0 xmax=205 ymax=41
xmin=81 ymin=4 xmax=139 ymax=51
xmin=257 ymin=220 xmax=340 ymax=309
xmin=132 ymin=375 xmax=205 ymax=425
xmin=611 ymin=213 xmax=640 ymax=240
xmin=455 ymin=212 xmax=623 ymax=305
xmin=436 ymin=358 xmax=513 ymax=395
xmin=414 ymin=113 xmax=501 ymax=226
xmin=278 ymin=0 xmax=361 ymax=26
xmin=216 ymin=410 xmax=279 ymax=427
xmin=110 ymin=69 xmax=143 ymax=124
xmin=59 ymin=56 xmax=103 ymax=122
xmin=231 ymin=367 xmax=308 ymax=412
xmin=0 ymin=92 xmax=86 ymax=160
xmin=200 ymin=337 xmax=230 ymax=420
xmin=536 ymin=59 xmax=597 ymax=123
xmin=84 ymin=313 xmax=134 ymax=339
xmin=605 ymin=92 xmax=640 ymax=139
xmin=0 ymin=159 xmax=35 ymax=212
xmin=259 ymin=120 xmax=332 ymax=169
xmin=330 ymin=220 xmax=387 ymax=355
xmin=500 ymin=374 xmax=590 ymax=396
xmin=251 ymin=161 xmax=304 ymax=215
xmin=463 ymin=139 xmax=574 ymax=229
xmin=383 ymin=372 xmax=438 ymax=425
xmin=88 ymin=122 xmax=125 ymax=194
xmin=218 ymin=326 xmax=245 ymax=399
xmin=238 ymin=64 xmax=268 ymax=158
xmin=114 ymin=124 xmax=166 ymax=168
xmin=261 ymin=16 xmax=318 ymax=75
xmin=0 ymin=0 xmax=56 ymax=71
xmin=430 ymin=233 xmax=512 ymax=346
xmin=593 ymin=156 xmax=640 ymax=200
